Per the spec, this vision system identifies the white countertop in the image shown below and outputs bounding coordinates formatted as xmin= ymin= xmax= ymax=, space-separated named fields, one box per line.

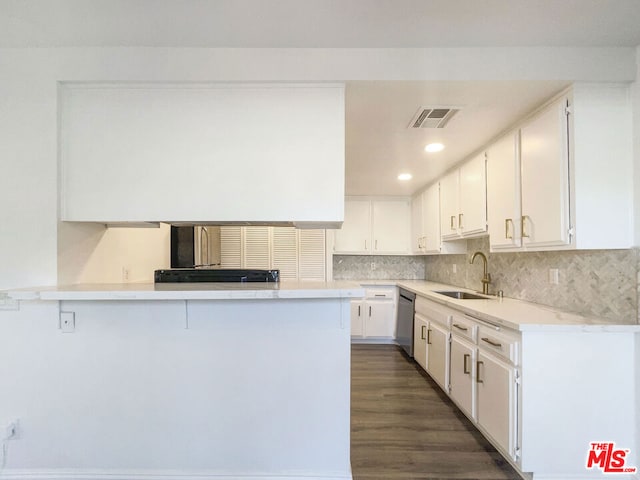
xmin=354 ymin=279 xmax=640 ymax=332
xmin=6 ymin=280 xmax=365 ymax=301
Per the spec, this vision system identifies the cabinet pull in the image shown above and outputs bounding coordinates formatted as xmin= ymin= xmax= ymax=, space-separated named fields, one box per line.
xmin=427 ymin=329 xmax=432 ymax=345
xmin=458 ymin=213 xmax=463 ymax=229
xmin=450 ymin=215 xmax=456 ymax=230
xmin=505 ymin=218 xmax=513 ymax=239
xmin=521 ymin=215 xmax=530 ymax=238
xmin=369 ymin=306 xmax=372 ymax=317
xmin=364 ymin=239 xmax=368 ymax=250
xmin=481 ymin=337 xmax=502 ymax=348
xmin=358 ymin=305 xmax=361 ymax=316
xmin=452 ymin=323 xmax=468 ymax=331
xmin=421 ymin=325 xmax=426 ymax=340
xmin=463 ymin=354 xmax=470 ymax=374
xmin=374 ymin=294 xmax=386 ymax=297
xmin=375 ymin=239 xmax=378 ymax=250
xmin=476 ymin=361 xmax=484 ymax=383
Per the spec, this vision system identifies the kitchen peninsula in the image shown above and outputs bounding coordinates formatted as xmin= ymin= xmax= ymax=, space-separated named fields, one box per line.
xmin=4 ymin=281 xmax=364 ymax=480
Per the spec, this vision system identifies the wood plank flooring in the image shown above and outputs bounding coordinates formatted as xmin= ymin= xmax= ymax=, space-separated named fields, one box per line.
xmin=351 ymin=344 xmax=522 ymax=480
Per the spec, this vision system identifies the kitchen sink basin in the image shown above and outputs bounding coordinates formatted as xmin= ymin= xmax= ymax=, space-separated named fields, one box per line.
xmin=434 ymin=290 xmax=489 ymax=300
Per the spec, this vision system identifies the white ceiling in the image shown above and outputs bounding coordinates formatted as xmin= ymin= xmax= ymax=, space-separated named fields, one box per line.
xmin=2 ymin=0 xmax=640 ymax=48
xmin=1 ymin=0 xmax=637 ymax=196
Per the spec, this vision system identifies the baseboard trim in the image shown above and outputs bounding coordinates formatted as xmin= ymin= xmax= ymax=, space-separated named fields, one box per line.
xmin=0 ymin=470 xmax=352 ymax=480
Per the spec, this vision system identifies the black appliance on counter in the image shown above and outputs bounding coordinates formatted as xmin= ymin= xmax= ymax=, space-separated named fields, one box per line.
xmin=154 ymin=268 xmax=280 ymax=283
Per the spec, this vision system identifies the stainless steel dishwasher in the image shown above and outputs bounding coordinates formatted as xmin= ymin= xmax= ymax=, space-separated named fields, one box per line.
xmin=396 ymin=288 xmax=416 ymax=357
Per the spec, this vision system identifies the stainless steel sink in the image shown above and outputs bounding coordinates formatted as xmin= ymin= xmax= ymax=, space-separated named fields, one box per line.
xmin=434 ymin=290 xmax=489 ymax=300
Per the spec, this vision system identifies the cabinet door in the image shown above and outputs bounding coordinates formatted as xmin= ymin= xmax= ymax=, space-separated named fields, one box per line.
xmin=411 ymin=193 xmax=425 ymax=254
xmin=487 ymin=133 xmax=521 ymax=249
xmin=364 ymin=301 xmax=395 ymax=338
xmin=520 ymin=98 xmax=571 ymax=248
xmin=423 ymin=183 xmax=441 ymax=253
xmin=372 ymin=200 xmax=410 ymax=254
xmin=459 ymin=153 xmax=487 ymax=236
xmin=350 ymin=300 xmax=364 ymax=337
xmin=413 ymin=313 xmax=428 ymax=371
xmin=450 ymin=336 xmax=476 ymax=420
xmin=476 ymin=351 xmax=516 ymax=457
xmin=298 ymin=229 xmax=327 ymax=281
xmin=243 ymin=226 xmax=271 ymax=269
xmin=333 ymin=200 xmax=371 ymax=253
xmin=426 ymin=321 xmax=449 ymax=390
xmin=440 ymin=171 xmax=459 ymax=240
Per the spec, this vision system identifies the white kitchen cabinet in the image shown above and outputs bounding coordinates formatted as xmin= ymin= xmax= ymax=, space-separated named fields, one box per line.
xmin=440 ymin=171 xmax=460 ymax=240
xmin=413 ymin=313 xmax=428 ymax=370
xmin=411 ymin=194 xmax=424 ymax=254
xmin=350 ymin=301 xmax=364 ymax=337
xmin=476 ymin=350 xmax=517 ymax=458
xmin=520 ymin=97 xmax=571 ymax=248
xmin=422 ymin=183 xmax=443 ymax=253
xmin=426 ymin=320 xmax=449 ymax=390
xmin=351 ymin=286 xmax=397 ymax=342
xmin=333 ymin=200 xmax=371 ymax=253
xmin=487 ymin=132 xmax=521 ymax=250
xmin=60 ymin=83 xmax=345 ymax=227
xmin=450 ymin=335 xmax=476 ymax=420
xmin=439 ymin=155 xmax=487 ymax=241
xmin=485 ymin=85 xmax=633 ymax=251
xmin=334 ymin=198 xmax=410 ymax=255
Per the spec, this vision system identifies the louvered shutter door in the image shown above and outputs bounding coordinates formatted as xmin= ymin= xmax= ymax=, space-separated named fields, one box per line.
xmin=243 ymin=226 xmax=271 ymax=269
xmin=220 ymin=226 xmax=242 ymax=268
xmin=298 ymin=230 xmax=326 ymax=281
xmin=271 ymin=227 xmax=298 ymax=280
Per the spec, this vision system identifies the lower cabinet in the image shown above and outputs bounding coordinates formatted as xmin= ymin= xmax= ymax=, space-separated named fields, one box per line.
xmin=351 ymin=286 xmax=397 ymax=342
xmin=476 ymin=350 xmax=518 ymax=457
xmin=413 ymin=313 xmax=428 ymax=370
xmin=449 ymin=335 xmax=476 ymax=420
xmin=426 ymin=321 xmax=448 ymax=390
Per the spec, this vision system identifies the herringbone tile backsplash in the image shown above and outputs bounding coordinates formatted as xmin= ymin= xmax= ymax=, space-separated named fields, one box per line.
xmin=426 ymin=237 xmax=638 ymax=323
xmin=333 ymin=236 xmax=639 ymax=323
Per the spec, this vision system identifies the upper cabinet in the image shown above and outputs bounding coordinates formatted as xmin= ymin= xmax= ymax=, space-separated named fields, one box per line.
xmin=486 ymin=85 xmax=633 ymax=251
xmin=440 ymin=154 xmax=488 ymax=241
xmin=412 ymin=182 xmax=465 ymax=255
xmin=59 ymin=83 xmax=345 ymax=228
xmin=334 ymin=198 xmax=410 ymax=255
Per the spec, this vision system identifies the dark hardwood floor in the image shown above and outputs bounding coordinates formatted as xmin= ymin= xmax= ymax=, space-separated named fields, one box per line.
xmin=351 ymin=344 xmax=522 ymax=480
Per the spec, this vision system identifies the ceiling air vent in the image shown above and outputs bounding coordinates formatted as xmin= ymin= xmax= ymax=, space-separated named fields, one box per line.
xmin=409 ymin=106 xmax=460 ymax=129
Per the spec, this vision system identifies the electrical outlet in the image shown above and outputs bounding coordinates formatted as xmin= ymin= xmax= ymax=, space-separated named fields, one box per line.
xmin=122 ymin=267 xmax=130 ymax=282
xmin=60 ymin=312 xmax=75 ymax=333
xmin=371 ymin=262 xmax=376 ymax=271
xmin=549 ymin=268 xmax=559 ymax=285
xmin=452 ymin=264 xmax=457 ymax=274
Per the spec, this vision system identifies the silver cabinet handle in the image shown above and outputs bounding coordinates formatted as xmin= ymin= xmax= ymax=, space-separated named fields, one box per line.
xmin=427 ymin=329 xmax=432 ymax=345
xmin=358 ymin=305 xmax=361 ymax=316
xmin=369 ymin=306 xmax=372 ymax=317
xmin=453 ymin=323 xmax=468 ymax=331
xmin=421 ymin=325 xmax=426 ymax=340
xmin=458 ymin=213 xmax=463 ymax=229
xmin=463 ymin=354 xmax=470 ymax=374
xmin=476 ymin=361 xmax=484 ymax=384
xmin=450 ymin=215 xmax=456 ymax=230
xmin=375 ymin=239 xmax=378 ymax=250
xmin=374 ymin=294 xmax=386 ymax=297
xmin=481 ymin=337 xmax=502 ymax=348
xmin=364 ymin=239 xmax=368 ymax=250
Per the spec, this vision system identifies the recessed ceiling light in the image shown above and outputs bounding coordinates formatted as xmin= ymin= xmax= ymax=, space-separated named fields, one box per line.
xmin=397 ymin=173 xmax=412 ymax=181
xmin=425 ymin=143 xmax=445 ymax=153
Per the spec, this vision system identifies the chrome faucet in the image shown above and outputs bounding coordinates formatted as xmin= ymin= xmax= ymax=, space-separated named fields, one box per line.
xmin=470 ymin=251 xmax=491 ymax=295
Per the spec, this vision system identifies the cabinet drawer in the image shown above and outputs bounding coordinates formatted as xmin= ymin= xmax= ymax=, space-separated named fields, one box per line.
xmin=478 ymin=325 xmax=520 ymax=365
xmin=416 ymin=296 xmax=451 ymax=327
xmin=450 ymin=314 xmax=478 ymax=343
xmin=364 ymin=287 xmax=395 ymax=299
